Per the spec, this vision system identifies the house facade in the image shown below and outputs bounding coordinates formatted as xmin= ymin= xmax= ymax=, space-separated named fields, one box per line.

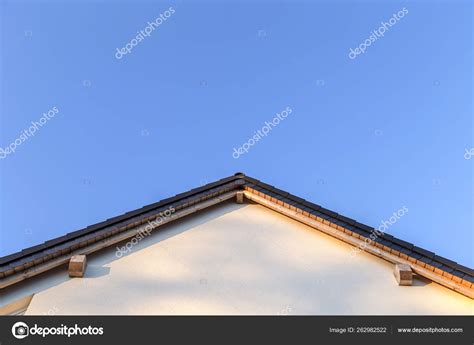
xmin=1 ymin=173 xmax=472 ymax=315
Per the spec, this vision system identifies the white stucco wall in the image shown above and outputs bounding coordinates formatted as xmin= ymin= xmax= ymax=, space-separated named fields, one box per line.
xmin=2 ymin=202 xmax=473 ymax=315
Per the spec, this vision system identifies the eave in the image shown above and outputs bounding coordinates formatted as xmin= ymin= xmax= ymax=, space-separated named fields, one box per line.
xmin=1 ymin=173 xmax=472 ymax=299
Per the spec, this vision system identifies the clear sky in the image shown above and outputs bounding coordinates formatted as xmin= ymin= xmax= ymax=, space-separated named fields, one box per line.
xmin=0 ymin=0 xmax=472 ymax=267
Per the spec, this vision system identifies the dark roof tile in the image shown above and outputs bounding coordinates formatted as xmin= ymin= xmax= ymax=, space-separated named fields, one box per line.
xmin=354 ymin=222 xmax=374 ymax=233
xmin=318 ymin=208 xmax=338 ymax=218
xmin=271 ymin=188 xmax=289 ymax=197
xmin=391 ymin=238 xmax=414 ymax=250
xmin=256 ymin=182 xmax=275 ymax=190
xmin=380 ymin=233 xmax=394 ymax=240
xmin=234 ymin=179 xmax=246 ymax=187
xmin=408 ymin=252 xmax=422 ymax=260
xmin=433 ymin=255 xmax=457 ymax=267
xmin=289 ymin=195 xmax=306 ymax=204
xmin=372 ymin=236 xmax=384 ymax=243
xmin=399 ymin=247 xmax=412 ymax=255
xmin=332 ymin=220 xmax=346 ymax=228
xmin=451 ymin=270 xmax=465 ymax=279
xmin=20 ymin=244 xmax=47 ymax=257
xmin=463 ymin=275 xmax=474 ymax=283
xmin=453 ymin=264 xmax=474 ymax=276
xmin=430 ymin=261 xmax=443 ymax=268
xmin=302 ymin=201 xmax=322 ymax=211
xmin=412 ymin=246 xmax=435 ymax=259
xmin=350 ymin=226 xmax=369 ymax=237
xmin=439 ymin=265 xmax=454 ymax=273
xmin=336 ymin=215 xmax=356 ymax=225
xmin=44 ymin=235 xmax=69 ymax=247
xmin=417 ymin=256 xmax=433 ymax=265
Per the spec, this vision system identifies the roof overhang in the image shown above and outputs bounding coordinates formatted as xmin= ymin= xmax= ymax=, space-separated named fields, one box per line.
xmin=1 ymin=173 xmax=472 ymax=298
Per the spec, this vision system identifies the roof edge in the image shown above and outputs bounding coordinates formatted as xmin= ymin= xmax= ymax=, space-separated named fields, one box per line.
xmin=1 ymin=172 xmax=472 ymax=297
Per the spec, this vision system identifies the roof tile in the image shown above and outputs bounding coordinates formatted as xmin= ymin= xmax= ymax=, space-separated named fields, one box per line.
xmin=412 ymin=246 xmax=435 ymax=259
xmin=391 ymin=238 xmax=414 ymax=250
xmin=433 ymin=255 xmax=457 ymax=267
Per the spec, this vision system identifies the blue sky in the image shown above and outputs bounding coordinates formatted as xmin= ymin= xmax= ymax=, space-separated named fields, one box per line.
xmin=1 ymin=0 xmax=472 ymax=267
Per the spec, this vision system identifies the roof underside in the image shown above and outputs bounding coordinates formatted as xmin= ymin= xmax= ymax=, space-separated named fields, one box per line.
xmin=1 ymin=173 xmax=472 ymax=295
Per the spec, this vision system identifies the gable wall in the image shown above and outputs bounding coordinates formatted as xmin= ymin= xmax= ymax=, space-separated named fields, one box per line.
xmin=2 ymin=202 xmax=472 ymax=315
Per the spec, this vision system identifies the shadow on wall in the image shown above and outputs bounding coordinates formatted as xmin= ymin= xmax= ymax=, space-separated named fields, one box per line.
xmin=85 ymin=266 xmax=111 ymax=279
xmin=0 ymin=200 xmax=247 ymax=308
xmin=412 ymin=274 xmax=432 ymax=287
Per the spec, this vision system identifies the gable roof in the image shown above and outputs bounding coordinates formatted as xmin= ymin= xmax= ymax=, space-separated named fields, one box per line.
xmin=1 ymin=173 xmax=472 ymax=298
